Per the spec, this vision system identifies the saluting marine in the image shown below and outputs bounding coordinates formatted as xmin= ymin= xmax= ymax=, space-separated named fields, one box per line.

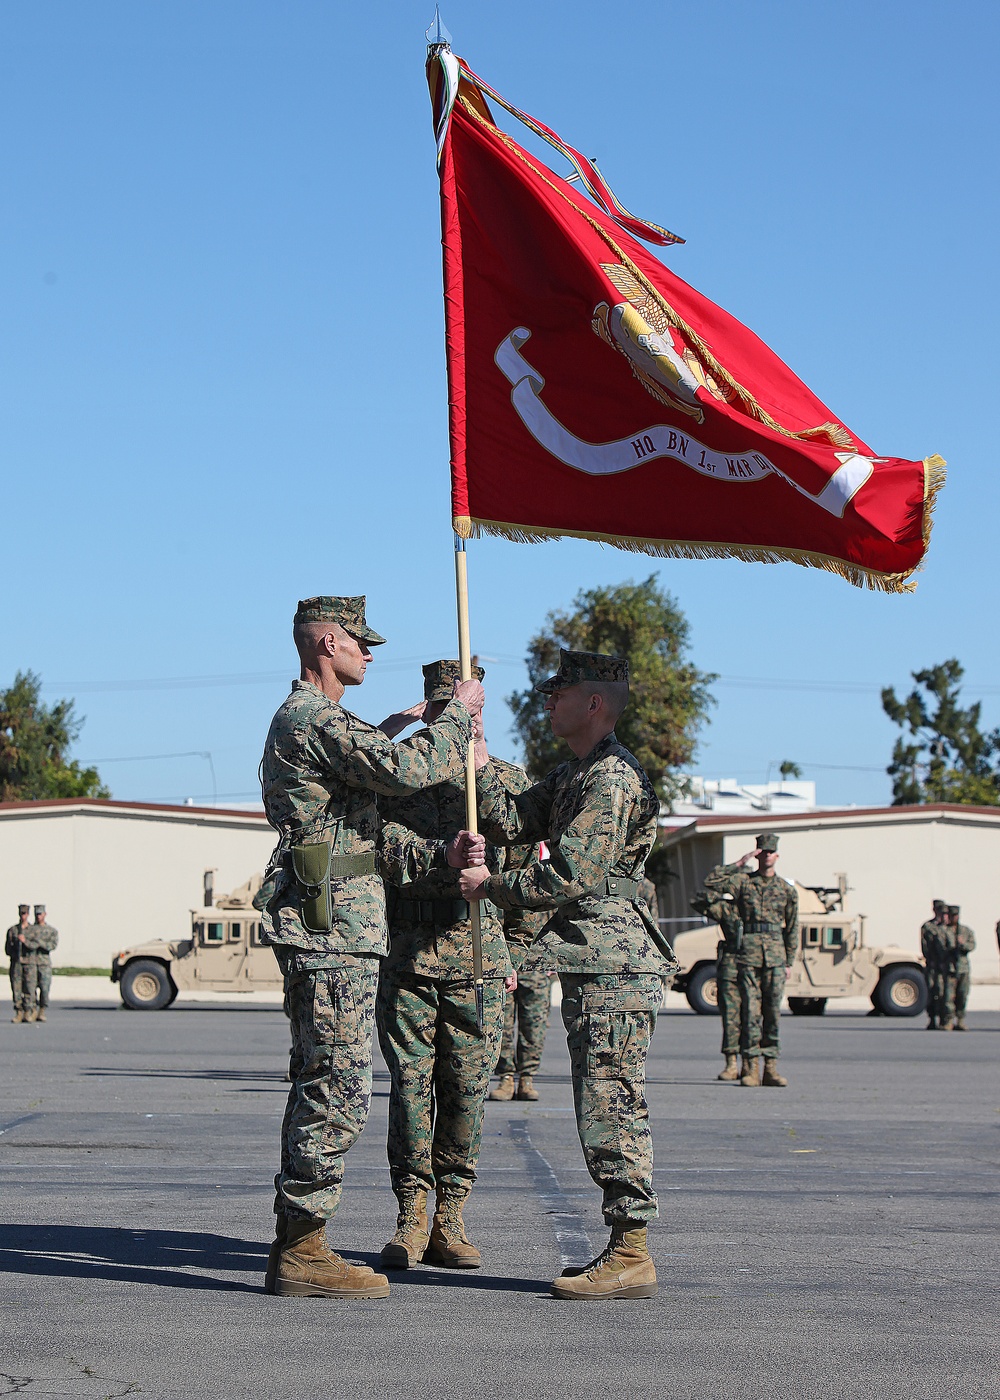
xmin=460 ymin=650 xmax=677 ymax=1301
xmin=254 ymin=597 xmax=485 ymax=1301
xmin=704 ymin=832 xmax=798 ymax=1087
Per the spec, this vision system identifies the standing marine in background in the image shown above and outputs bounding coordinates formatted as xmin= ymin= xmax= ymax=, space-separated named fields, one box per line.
xmin=704 ymin=832 xmax=797 ymax=1087
xmin=691 ymin=888 xmax=744 ymax=1080
xmin=254 ymin=596 xmax=485 ymax=1301
xmin=20 ymin=905 xmax=59 ymax=1023
xmin=6 ymin=904 xmax=30 ymax=1023
xmin=920 ymin=899 xmax=948 ymax=1029
xmin=460 ymin=650 xmax=677 ymax=1301
xmin=376 ymin=660 xmax=514 ymax=1272
xmin=941 ymin=904 xmax=975 ymax=1032
xmin=490 ymin=840 xmax=556 ymax=1105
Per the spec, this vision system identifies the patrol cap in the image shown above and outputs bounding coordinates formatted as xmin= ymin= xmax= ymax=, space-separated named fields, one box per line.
xmin=34 ymin=904 xmax=46 ymax=915
xmin=423 ymin=659 xmax=485 ymax=703
xmin=947 ymin=904 xmax=960 ymax=916
xmin=17 ymin=904 xmax=29 ymax=913
xmin=293 ymin=596 xmax=386 ymax=646
xmin=933 ymin=899 xmax=946 ymax=912
xmin=756 ymin=832 xmax=780 ymax=853
xmin=535 ymin=648 xmax=629 ymax=694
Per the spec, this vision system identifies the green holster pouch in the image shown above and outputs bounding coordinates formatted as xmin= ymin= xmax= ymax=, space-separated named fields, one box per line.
xmin=290 ymin=843 xmax=377 ymax=934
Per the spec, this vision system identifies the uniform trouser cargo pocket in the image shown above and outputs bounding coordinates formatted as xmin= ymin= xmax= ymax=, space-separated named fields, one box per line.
xmin=558 ymin=973 xmax=660 ymax=1226
xmin=277 ymin=958 xmax=379 ymax=1220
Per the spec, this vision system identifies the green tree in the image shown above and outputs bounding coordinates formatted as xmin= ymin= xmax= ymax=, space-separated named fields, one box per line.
xmin=0 ymin=670 xmax=109 ymax=802
xmin=881 ymin=660 xmax=1000 ymax=806
xmin=506 ymin=575 xmax=716 ymax=813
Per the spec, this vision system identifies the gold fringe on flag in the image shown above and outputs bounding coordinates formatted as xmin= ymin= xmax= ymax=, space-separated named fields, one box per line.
xmin=453 ymin=456 xmax=945 ymax=595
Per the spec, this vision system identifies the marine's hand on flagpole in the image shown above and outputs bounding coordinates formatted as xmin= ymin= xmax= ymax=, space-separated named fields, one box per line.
xmin=378 ymin=701 xmax=429 ymax=739
xmin=458 ymin=864 xmax=491 ymax=900
xmin=448 ymin=831 xmax=486 ymax=868
xmin=452 ymin=678 xmax=485 ymax=717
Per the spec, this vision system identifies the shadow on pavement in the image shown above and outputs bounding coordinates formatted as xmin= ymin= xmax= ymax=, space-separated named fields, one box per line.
xmin=0 ymin=1223 xmax=264 ymax=1292
xmin=350 ymin=1250 xmax=550 ymax=1294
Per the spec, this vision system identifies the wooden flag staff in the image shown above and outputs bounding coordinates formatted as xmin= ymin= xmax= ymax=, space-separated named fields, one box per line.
xmin=454 ymin=533 xmax=486 ymax=1031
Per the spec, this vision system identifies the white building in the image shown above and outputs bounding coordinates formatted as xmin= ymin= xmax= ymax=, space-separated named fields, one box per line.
xmin=673 ymin=777 xmax=818 ymax=817
xmin=657 ymin=803 xmax=1000 ymax=984
xmin=0 ymin=798 xmax=275 ymax=968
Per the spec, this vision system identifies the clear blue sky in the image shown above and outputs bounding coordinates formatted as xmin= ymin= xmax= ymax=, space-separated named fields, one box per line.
xmin=2 ymin=0 xmax=997 ymax=808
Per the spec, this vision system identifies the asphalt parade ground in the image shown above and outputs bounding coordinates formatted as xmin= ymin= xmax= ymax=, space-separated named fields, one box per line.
xmin=2 ymin=1001 xmax=998 ymax=1400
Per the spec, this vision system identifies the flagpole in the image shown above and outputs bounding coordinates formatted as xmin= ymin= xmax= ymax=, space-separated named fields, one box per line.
xmin=454 ymin=533 xmax=486 ymax=1032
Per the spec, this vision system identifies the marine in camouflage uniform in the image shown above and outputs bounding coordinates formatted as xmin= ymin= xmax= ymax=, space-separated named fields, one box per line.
xmin=6 ymin=905 xmax=31 ymax=1022
xmin=691 ymin=888 xmax=744 ymax=1078
xmin=704 ymin=832 xmax=797 ymax=1087
xmin=376 ymin=660 xmax=512 ymax=1270
xmin=463 ymin=650 xmax=677 ymax=1301
xmin=920 ymin=900 xmax=948 ymax=1029
xmin=941 ymin=905 xmax=976 ymax=1031
xmin=20 ymin=907 xmax=58 ymax=1023
xmin=491 ymin=837 xmax=555 ymax=1104
xmin=254 ymin=597 xmax=482 ymax=1299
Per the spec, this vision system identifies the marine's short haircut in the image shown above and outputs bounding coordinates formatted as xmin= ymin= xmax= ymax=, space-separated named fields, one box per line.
xmin=590 ymin=679 xmax=630 ymax=724
xmin=292 ymin=619 xmax=347 ymax=660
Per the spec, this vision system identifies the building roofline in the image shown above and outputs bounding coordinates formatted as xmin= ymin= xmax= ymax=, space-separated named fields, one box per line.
xmin=660 ymin=802 xmax=1000 ymax=836
xmin=0 ymin=797 xmax=267 ymax=823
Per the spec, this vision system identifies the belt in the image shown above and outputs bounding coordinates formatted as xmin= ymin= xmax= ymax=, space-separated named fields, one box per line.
xmin=748 ymin=921 xmax=781 ymax=932
xmin=278 ymin=850 xmax=376 ymax=879
xmin=398 ymin=897 xmax=472 ymax=926
xmin=600 ymin=875 xmax=641 ymax=901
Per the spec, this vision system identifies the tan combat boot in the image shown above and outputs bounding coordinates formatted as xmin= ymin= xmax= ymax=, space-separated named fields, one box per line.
xmin=489 ymin=1075 xmax=515 ymax=1101
xmin=275 ymin=1216 xmax=390 ymax=1298
xmin=939 ymin=1020 xmax=954 ymax=1031
xmin=954 ymin=1020 xmax=967 ymax=1032
xmin=551 ymin=1226 xmax=657 ymax=1300
xmin=424 ymin=1193 xmax=481 ymax=1268
xmin=761 ymin=1060 xmax=788 ymax=1087
xmin=379 ymin=1188 xmax=430 ymax=1270
xmin=11 ymin=1008 xmax=24 ymax=1023
xmin=516 ymin=1075 xmax=539 ymax=1101
xmin=22 ymin=1007 xmax=37 ymax=1024
xmin=263 ymin=1209 xmax=288 ymax=1294
xmin=740 ymin=1056 xmax=760 ymax=1087
xmin=35 ymin=1007 xmax=46 ymax=1023
xmin=717 ymin=1054 xmax=740 ymax=1082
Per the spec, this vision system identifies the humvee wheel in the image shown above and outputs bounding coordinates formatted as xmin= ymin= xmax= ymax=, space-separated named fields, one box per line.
xmin=120 ymin=959 xmax=174 ymax=1011
xmin=875 ymin=966 xmax=928 ymax=1018
xmin=686 ymin=964 xmax=720 ymax=1016
xmin=788 ymin=997 xmax=827 ymax=1016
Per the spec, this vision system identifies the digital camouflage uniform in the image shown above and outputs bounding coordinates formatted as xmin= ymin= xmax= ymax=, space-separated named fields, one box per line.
xmin=703 ymin=861 xmax=797 ymax=1061
xmin=941 ymin=919 xmax=976 ymax=1027
xmin=695 ymin=893 xmax=743 ymax=1056
xmin=920 ymin=913 xmax=948 ymax=1027
xmin=21 ymin=917 xmax=58 ymax=1011
xmin=495 ymin=829 xmax=554 ymax=1082
xmin=255 ymin=654 xmax=472 ymax=1225
xmin=476 ymin=717 xmax=675 ymax=1228
xmin=6 ymin=917 xmax=30 ymax=1015
xmin=378 ymin=724 xmax=517 ymax=1207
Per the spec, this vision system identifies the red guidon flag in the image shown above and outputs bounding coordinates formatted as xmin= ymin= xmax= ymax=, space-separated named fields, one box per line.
xmin=427 ymin=49 xmax=944 ymax=593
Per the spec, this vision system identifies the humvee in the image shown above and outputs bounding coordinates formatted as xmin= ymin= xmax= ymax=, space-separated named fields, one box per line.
xmin=670 ymin=875 xmax=927 ymax=1018
xmin=110 ymin=873 xmax=283 ymax=1009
